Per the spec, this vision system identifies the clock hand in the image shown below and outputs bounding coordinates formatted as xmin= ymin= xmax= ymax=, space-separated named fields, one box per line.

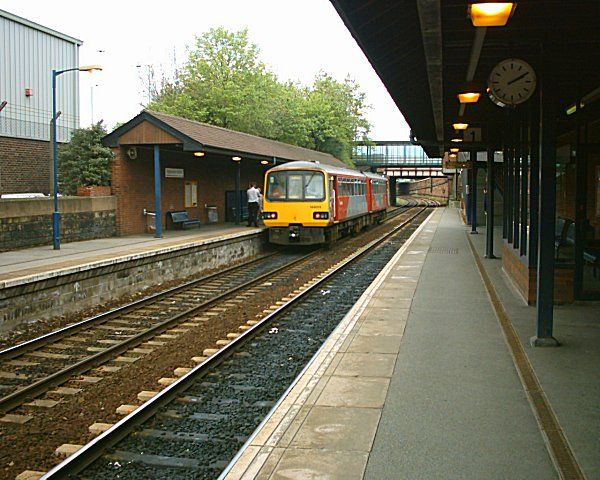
xmin=507 ymin=72 xmax=529 ymax=85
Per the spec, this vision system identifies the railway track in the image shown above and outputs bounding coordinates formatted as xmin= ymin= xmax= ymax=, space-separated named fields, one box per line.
xmin=0 ymin=251 xmax=316 ymax=414
xmin=41 ymin=205 xmax=432 ymax=479
xmin=0 ymin=203 xmax=426 ymax=416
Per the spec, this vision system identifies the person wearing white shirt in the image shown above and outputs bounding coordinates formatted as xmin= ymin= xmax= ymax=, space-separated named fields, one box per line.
xmin=246 ymin=183 xmax=261 ymax=227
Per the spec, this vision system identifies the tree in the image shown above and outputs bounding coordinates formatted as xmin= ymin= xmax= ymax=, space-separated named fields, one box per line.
xmin=146 ymin=28 xmax=371 ymax=165
xmin=58 ymin=122 xmax=113 ymax=195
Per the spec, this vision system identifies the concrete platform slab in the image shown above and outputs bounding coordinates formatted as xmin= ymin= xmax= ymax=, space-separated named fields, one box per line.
xmin=222 ymin=207 xmax=596 ymax=480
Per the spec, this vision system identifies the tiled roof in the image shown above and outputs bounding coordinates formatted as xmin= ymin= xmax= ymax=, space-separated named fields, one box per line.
xmin=145 ymin=110 xmax=348 ymax=168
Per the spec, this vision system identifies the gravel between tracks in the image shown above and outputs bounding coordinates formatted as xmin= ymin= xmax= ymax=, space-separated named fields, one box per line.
xmin=0 ymin=211 xmax=423 ymax=479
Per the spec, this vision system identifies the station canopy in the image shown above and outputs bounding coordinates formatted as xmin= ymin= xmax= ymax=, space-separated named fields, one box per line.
xmin=330 ymin=0 xmax=599 ymax=156
xmin=103 ymin=110 xmax=349 ymax=169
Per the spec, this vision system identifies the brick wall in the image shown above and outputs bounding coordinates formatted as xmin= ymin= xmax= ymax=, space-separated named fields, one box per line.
xmin=0 ymin=136 xmax=52 ymax=194
xmin=502 ymin=243 xmax=574 ymax=304
xmin=112 ymin=146 xmax=267 ymax=235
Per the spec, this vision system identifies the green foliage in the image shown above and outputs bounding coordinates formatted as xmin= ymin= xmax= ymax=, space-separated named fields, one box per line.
xmin=146 ymin=28 xmax=370 ymax=165
xmin=58 ymin=122 xmax=113 ymax=195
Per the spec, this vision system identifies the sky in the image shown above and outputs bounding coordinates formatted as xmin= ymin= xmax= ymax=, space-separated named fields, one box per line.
xmin=1 ymin=0 xmax=410 ymax=140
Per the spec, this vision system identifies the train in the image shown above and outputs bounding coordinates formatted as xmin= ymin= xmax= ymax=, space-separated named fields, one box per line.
xmin=261 ymin=161 xmax=389 ymax=245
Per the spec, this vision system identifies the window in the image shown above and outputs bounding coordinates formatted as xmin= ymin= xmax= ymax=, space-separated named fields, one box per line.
xmin=266 ymin=170 xmax=325 ymax=201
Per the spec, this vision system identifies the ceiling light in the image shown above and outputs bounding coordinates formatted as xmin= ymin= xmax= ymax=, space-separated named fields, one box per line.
xmin=457 ymin=92 xmax=481 ymax=103
xmin=232 ymin=156 xmax=242 ymax=161
xmin=451 ymin=137 xmax=463 ymax=143
xmin=449 ymin=153 xmax=457 ymax=159
xmin=468 ymin=2 xmax=516 ymax=27
xmin=450 ymin=147 xmax=460 ymax=153
xmin=453 ymin=123 xmax=469 ymax=130
xmin=193 ymin=151 xmax=205 ymax=157
xmin=260 ymin=160 xmax=269 ymax=165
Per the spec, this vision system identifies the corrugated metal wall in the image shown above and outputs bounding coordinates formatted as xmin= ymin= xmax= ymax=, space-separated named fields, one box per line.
xmin=0 ymin=14 xmax=80 ymax=142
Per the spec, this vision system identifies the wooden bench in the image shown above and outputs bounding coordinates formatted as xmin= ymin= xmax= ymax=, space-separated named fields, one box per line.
xmin=167 ymin=211 xmax=200 ymax=230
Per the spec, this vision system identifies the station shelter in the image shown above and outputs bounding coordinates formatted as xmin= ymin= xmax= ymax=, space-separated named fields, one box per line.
xmin=331 ymin=0 xmax=600 ymax=343
xmin=102 ymin=110 xmax=346 ymax=237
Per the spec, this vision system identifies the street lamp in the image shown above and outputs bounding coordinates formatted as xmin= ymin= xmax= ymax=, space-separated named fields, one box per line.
xmin=51 ymin=65 xmax=102 ymax=250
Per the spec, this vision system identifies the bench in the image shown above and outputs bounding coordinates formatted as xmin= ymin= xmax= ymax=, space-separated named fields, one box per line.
xmin=554 ymin=218 xmax=572 ymax=259
xmin=167 ymin=211 xmax=200 ymax=230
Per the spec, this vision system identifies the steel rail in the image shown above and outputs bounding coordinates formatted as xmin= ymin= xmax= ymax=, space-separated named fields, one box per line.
xmin=41 ymin=206 xmax=429 ymax=479
xmin=0 ymin=251 xmax=281 ymax=361
xmin=0 ymin=251 xmax=318 ymax=414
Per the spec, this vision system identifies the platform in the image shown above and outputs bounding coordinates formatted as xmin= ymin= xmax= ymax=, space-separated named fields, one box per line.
xmin=0 ymin=224 xmax=264 ymax=333
xmin=0 ymin=224 xmax=262 ymax=287
xmin=223 ymin=207 xmax=599 ymax=480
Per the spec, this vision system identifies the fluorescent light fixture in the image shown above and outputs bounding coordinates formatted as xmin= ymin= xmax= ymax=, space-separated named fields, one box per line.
xmin=232 ymin=156 xmax=242 ymax=161
xmin=450 ymin=148 xmax=460 ymax=153
xmin=457 ymin=92 xmax=481 ymax=103
xmin=453 ymin=123 xmax=469 ymax=130
xmin=193 ymin=151 xmax=205 ymax=157
xmin=565 ymin=104 xmax=577 ymax=116
xmin=468 ymin=2 xmax=516 ymax=27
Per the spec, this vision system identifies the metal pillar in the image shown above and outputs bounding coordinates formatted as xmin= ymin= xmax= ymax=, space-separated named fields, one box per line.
xmin=470 ymin=150 xmax=478 ymax=234
xmin=51 ymin=70 xmax=60 ymax=250
xmin=153 ymin=145 xmax=162 ymax=238
xmin=235 ymin=162 xmax=241 ymax=225
xmin=389 ymin=177 xmax=397 ymax=206
xmin=520 ymin=117 xmax=529 ymax=256
xmin=531 ymin=84 xmax=558 ymax=347
xmin=528 ymin=97 xmax=540 ymax=268
xmin=486 ymin=149 xmax=495 ymax=258
xmin=513 ymin=116 xmax=521 ymax=249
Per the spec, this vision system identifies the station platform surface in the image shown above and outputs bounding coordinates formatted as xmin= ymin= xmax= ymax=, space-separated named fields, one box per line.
xmin=0 ymin=224 xmax=262 ymax=288
xmin=224 ymin=207 xmax=599 ymax=480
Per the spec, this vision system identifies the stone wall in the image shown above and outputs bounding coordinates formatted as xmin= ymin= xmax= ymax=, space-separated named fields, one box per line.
xmin=0 ymin=196 xmax=116 ymax=251
xmin=0 ymin=232 xmax=266 ymax=332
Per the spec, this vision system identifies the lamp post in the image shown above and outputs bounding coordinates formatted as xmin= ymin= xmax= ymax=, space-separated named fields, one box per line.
xmin=51 ymin=65 xmax=101 ymax=250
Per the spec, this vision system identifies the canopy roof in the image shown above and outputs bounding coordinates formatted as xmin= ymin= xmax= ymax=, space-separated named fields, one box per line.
xmin=103 ymin=110 xmax=349 ymax=168
xmin=330 ymin=0 xmax=599 ymax=156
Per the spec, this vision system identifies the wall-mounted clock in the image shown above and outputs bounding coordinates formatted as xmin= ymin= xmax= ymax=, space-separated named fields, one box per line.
xmin=487 ymin=58 xmax=537 ymax=107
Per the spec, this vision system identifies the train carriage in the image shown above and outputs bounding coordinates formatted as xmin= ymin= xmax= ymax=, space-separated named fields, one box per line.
xmin=262 ymin=161 xmax=388 ymax=245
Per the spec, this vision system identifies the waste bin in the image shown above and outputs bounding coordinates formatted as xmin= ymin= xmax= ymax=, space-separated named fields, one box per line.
xmin=145 ymin=211 xmax=156 ymax=233
xmin=206 ymin=205 xmax=218 ymax=223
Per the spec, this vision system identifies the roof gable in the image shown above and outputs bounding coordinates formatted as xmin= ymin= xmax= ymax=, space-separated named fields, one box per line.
xmin=103 ymin=110 xmax=348 ymax=168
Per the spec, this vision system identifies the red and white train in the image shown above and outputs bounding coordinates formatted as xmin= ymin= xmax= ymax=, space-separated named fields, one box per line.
xmin=262 ymin=161 xmax=389 ymax=245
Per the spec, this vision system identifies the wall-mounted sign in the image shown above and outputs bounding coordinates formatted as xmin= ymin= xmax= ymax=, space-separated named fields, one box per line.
xmin=165 ymin=168 xmax=184 ymax=178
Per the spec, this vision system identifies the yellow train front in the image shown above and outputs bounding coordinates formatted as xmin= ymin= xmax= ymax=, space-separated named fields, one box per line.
xmin=262 ymin=160 xmax=389 ymax=245
xmin=262 ymin=161 xmax=333 ymax=245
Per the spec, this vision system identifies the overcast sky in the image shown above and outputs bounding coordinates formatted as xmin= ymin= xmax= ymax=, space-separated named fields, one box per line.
xmin=2 ymin=0 xmax=410 ymax=140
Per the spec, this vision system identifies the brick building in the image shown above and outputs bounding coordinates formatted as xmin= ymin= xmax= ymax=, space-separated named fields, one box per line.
xmin=103 ymin=110 xmax=347 ymax=236
xmin=0 ymin=9 xmax=82 ymax=194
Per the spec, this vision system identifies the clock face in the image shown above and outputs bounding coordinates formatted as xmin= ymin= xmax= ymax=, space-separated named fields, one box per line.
xmin=488 ymin=58 xmax=536 ymax=107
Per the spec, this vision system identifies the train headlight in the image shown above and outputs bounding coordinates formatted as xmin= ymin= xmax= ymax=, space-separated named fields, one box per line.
xmin=262 ymin=212 xmax=277 ymax=219
xmin=313 ymin=212 xmax=329 ymax=219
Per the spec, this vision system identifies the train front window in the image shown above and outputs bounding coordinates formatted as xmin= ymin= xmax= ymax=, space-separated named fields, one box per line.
xmin=266 ymin=170 xmax=325 ymax=201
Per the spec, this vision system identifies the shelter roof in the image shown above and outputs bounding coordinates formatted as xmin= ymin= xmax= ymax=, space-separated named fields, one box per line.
xmin=330 ymin=0 xmax=600 ymax=156
xmin=103 ymin=110 xmax=348 ymax=169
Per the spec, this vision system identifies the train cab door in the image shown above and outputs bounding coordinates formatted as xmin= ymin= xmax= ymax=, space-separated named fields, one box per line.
xmin=329 ymin=176 xmax=336 ymax=221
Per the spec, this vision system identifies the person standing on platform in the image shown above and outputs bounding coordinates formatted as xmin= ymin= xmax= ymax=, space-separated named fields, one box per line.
xmin=247 ymin=183 xmax=261 ymax=227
